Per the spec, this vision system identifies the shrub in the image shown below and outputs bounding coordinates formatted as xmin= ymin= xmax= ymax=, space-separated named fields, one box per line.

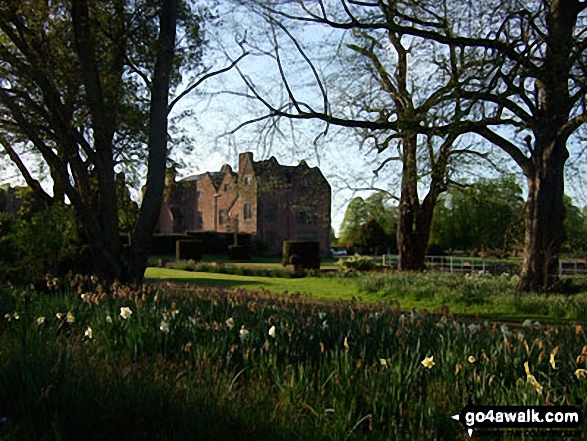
xmin=337 ymin=254 xmax=376 ymax=272
xmin=0 ymin=203 xmax=85 ymax=283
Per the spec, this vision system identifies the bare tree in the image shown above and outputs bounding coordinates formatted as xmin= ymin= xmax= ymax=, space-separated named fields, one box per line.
xmin=228 ymin=0 xmax=494 ymax=271
xmin=230 ymin=0 xmax=587 ymax=291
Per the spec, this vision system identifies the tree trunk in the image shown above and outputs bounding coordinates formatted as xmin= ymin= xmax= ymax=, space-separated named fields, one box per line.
xmin=128 ymin=0 xmax=178 ymax=284
xmin=516 ymin=141 xmax=568 ymax=291
xmin=515 ymin=0 xmax=576 ymax=292
xmin=397 ymin=134 xmax=429 ymax=271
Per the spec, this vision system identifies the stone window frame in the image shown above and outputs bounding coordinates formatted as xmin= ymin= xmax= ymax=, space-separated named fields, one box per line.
xmin=243 ymin=203 xmax=253 ymax=220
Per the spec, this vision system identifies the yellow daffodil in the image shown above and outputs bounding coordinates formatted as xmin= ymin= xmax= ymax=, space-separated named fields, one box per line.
xmin=226 ymin=317 xmax=235 ymax=329
xmin=66 ymin=312 xmax=75 ymax=324
xmin=421 ymin=356 xmax=435 ymax=369
xmin=268 ymin=325 xmax=276 ymax=338
xmin=84 ymin=326 xmax=93 ymax=339
xmin=527 ymin=375 xmax=543 ymax=394
xmin=159 ymin=320 xmax=170 ymax=334
xmin=380 ymin=358 xmax=387 ymax=367
xmin=56 ymin=312 xmax=64 ymax=319
xmin=550 ymin=346 xmax=559 ymax=369
xmin=344 ymin=337 xmax=349 ymax=349
xmin=119 ymin=307 xmax=132 ymax=320
xmin=575 ymin=369 xmax=587 ymax=379
xmin=468 ymin=356 xmax=476 ymax=363
xmin=524 ymin=362 xmax=543 ymax=394
xmin=37 ymin=317 xmax=45 ymax=325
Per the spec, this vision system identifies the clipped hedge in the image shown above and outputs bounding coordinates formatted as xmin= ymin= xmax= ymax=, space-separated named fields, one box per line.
xmin=228 ymin=245 xmax=252 ymax=261
xmin=152 ymin=234 xmax=188 ymax=255
xmin=176 ymin=240 xmax=204 ymax=262
xmin=282 ymin=240 xmax=320 ymax=270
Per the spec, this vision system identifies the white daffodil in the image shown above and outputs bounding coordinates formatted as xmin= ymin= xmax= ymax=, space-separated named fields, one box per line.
xmin=239 ymin=326 xmax=250 ymax=342
xmin=105 ymin=315 xmax=112 ymax=323
xmin=120 ymin=307 xmax=132 ymax=320
xmin=84 ymin=326 xmax=93 ymax=339
xmin=160 ymin=320 xmax=170 ymax=334
xmin=268 ymin=325 xmax=276 ymax=338
xmin=226 ymin=317 xmax=235 ymax=329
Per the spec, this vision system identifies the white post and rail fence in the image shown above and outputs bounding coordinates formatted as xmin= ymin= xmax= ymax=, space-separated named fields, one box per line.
xmin=380 ymin=255 xmax=587 ymax=277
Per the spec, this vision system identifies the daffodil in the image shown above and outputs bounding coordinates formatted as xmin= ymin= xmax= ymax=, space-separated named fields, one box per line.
xmin=239 ymin=326 xmax=250 ymax=342
xmin=380 ymin=358 xmax=387 ymax=367
xmin=37 ymin=317 xmax=45 ymax=325
xmin=268 ymin=325 xmax=276 ymax=338
xmin=120 ymin=307 xmax=132 ymax=320
xmin=468 ymin=356 xmax=476 ymax=363
xmin=226 ymin=317 xmax=235 ymax=329
xmin=13 ymin=312 xmax=19 ymax=320
xmin=56 ymin=312 xmax=64 ymax=319
xmin=105 ymin=315 xmax=112 ymax=323
xmin=66 ymin=312 xmax=75 ymax=324
xmin=550 ymin=346 xmax=559 ymax=369
xmin=524 ymin=361 xmax=531 ymax=376
xmin=344 ymin=337 xmax=349 ymax=349
xmin=421 ymin=356 xmax=435 ymax=369
xmin=524 ymin=362 xmax=543 ymax=394
xmin=527 ymin=375 xmax=543 ymax=394
xmin=160 ymin=320 xmax=170 ymax=334
xmin=84 ymin=326 xmax=93 ymax=339
xmin=575 ymin=369 xmax=587 ymax=379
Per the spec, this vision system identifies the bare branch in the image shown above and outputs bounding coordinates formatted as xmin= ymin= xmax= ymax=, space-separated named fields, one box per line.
xmin=168 ymin=50 xmax=250 ymax=113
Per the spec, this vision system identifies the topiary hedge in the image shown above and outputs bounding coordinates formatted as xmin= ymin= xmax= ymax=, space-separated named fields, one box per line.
xmin=176 ymin=240 xmax=204 ymax=262
xmin=282 ymin=240 xmax=320 ymax=270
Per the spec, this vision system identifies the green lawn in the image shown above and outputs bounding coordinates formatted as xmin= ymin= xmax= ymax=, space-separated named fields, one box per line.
xmin=145 ymin=267 xmax=365 ymax=301
xmin=144 ymin=267 xmax=587 ymax=324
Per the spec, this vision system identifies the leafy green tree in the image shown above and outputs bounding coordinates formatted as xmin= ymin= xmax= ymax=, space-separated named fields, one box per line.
xmin=563 ymin=196 xmax=587 ymax=253
xmin=339 ymin=194 xmax=397 ymax=251
xmin=357 ymin=218 xmax=393 ymax=255
xmin=430 ymin=176 xmax=524 ymax=253
xmin=339 ymin=197 xmax=368 ymax=246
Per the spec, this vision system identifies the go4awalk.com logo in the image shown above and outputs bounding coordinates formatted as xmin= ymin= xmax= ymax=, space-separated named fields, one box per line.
xmin=451 ymin=404 xmax=583 ymax=438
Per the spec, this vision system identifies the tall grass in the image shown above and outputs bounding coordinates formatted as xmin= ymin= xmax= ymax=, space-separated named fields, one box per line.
xmin=1 ymin=275 xmax=586 ymax=439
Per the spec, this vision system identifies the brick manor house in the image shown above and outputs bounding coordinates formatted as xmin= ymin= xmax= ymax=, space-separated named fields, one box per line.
xmin=156 ymin=152 xmax=331 ymax=255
